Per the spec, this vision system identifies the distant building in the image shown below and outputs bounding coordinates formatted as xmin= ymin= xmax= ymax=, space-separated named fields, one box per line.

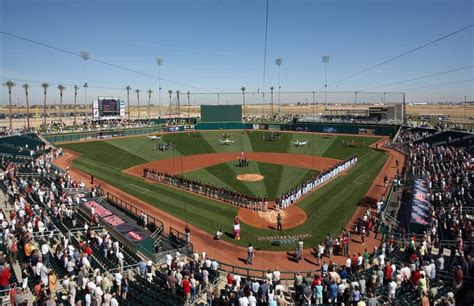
xmin=368 ymin=104 xmax=403 ymax=121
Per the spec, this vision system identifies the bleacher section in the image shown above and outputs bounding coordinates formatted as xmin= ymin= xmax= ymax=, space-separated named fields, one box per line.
xmin=0 ymin=133 xmax=48 ymax=159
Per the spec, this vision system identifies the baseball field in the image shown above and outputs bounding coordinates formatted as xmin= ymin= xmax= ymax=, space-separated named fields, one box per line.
xmin=60 ymin=130 xmax=387 ymax=251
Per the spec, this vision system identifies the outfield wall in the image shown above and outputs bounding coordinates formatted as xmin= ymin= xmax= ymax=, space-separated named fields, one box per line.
xmin=196 ymin=121 xmax=400 ymax=136
xmin=45 ymin=121 xmax=399 ymax=143
xmin=195 ymin=121 xmax=247 ymax=130
xmin=285 ymin=122 xmax=400 ymax=136
xmin=44 ymin=126 xmax=163 ymax=143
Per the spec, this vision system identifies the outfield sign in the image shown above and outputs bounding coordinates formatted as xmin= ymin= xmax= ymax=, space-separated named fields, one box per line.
xmin=253 ymin=124 xmax=265 ymax=130
xmin=323 ymin=127 xmax=337 ymax=133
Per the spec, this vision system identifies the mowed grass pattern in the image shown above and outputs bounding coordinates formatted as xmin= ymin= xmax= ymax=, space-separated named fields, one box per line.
xmin=61 ymin=132 xmax=386 ymax=250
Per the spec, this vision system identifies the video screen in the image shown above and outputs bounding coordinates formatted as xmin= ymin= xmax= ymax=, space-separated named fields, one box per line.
xmin=99 ymin=99 xmax=120 ymax=116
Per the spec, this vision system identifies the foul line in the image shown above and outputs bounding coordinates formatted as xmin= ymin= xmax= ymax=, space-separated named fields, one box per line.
xmin=353 ymin=175 xmax=369 ymax=185
xmin=126 ymin=183 xmax=150 ymax=193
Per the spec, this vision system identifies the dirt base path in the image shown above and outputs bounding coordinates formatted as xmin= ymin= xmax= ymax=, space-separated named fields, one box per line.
xmin=55 ymin=137 xmax=404 ymax=271
xmin=124 ymin=152 xmax=341 ymax=176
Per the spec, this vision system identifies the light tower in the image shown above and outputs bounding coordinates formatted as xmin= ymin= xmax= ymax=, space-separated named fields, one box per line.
xmin=275 ymin=58 xmax=283 ymax=113
xmin=270 ymin=86 xmax=274 ymax=115
xmin=156 ymin=58 xmax=163 ymax=117
xmin=322 ymin=55 xmax=330 ymax=111
xmin=80 ymin=51 xmax=90 ymax=123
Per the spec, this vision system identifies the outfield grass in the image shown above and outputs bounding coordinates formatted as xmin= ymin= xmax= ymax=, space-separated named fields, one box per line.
xmin=60 ymin=131 xmax=386 ymax=251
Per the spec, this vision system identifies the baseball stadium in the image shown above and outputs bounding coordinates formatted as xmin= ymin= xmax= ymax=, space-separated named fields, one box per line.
xmin=1 ymin=0 xmax=474 ymax=305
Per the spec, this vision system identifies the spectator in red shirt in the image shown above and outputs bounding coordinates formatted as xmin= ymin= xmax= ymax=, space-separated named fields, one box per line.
xmin=227 ymin=273 xmax=233 ymax=286
xmin=85 ymin=245 xmax=93 ymax=257
xmin=384 ymin=262 xmax=392 ymax=284
xmin=411 ymin=270 xmax=421 ymax=286
xmin=0 ymin=264 xmax=11 ymax=290
xmin=182 ymin=275 xmax=191 ymax=300
xmin=351 ymin=253 xmax=358 ymax=273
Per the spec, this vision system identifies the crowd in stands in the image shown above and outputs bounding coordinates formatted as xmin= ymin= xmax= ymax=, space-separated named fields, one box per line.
xmin=393 ymin=129 xmax=433 ymax=145
xmin=406 ymin=120 xmax=474 ymax=133
xmin=406 ymin=142 xmax=472 ymax=245
xmin=291 ymin=234 xmax=466 ymax=305
xmin=275 ymin=155 xmax=357 ymax=210
xmin=0 ymin=149 xmax=191 ymax=305
xmin=297 ymin=115 xmax=402 ymax=125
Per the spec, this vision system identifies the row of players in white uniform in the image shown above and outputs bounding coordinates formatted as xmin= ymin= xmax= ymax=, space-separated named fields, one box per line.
xmin=276 ymin=155 xmax=358 ymax=210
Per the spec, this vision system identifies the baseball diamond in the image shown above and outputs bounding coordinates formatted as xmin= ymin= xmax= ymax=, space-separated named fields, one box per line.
xmin=59 ymin=130 xmax=386 ymax=251
xmin=2 ymin=2 xmax=472 ymax=304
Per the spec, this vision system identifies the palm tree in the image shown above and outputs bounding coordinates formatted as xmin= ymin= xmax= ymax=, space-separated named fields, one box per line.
xmin=126 ymin=85 xmax=131 ymax=120
xmin=270 ymin=86 xmax=274 ymax=115
xmin=147 ymin=89 xmax=153 ymax=120
xmin=168 ymin=90 xmax=173 ymax=119
xmin=41 ymin=83 xmax=49 ymax=126
xmin=135 ymin=89 xmax=141 ymax=120
xmin=3 ymin=80 xmax=15 ymax=130
xmin=241 ymin=86 xmax=246 ymax=117
xmin=73 ymin=85 xmax=79 ymax=125
xmin=22 ymin=83 xmax=30 ymax=129
xmin=57 ymin=84 xmax=66 ymax=123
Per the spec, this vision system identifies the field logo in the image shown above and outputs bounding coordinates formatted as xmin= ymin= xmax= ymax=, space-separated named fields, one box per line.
xmin=257 ymin=233 xmax=313 ymax=242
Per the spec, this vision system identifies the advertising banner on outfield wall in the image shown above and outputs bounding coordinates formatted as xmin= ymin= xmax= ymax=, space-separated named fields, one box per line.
xmin=252 ymin=124 xmax=265 ymax=130
xmin=358 ymin=128 xmax=375 ymax=135
xmin=322 ymin=127 xmax=337 ymax=133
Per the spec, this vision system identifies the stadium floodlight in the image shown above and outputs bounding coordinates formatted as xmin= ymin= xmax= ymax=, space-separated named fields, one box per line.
xmin=322 ymin=55 xmax=330 ymax=111
xmin=270 ymin=86 xmax=274 ymax=115
xmin=80 ymin=51 xmax=90 ymax=122
xmin=275 ymin=58 xmax=283 ymax=113
xmin=156 ymin=58 xmax=163 ymax=117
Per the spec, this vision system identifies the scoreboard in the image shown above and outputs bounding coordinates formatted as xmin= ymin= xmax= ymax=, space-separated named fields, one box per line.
xmin=93 ymin=97 xmax=125 ymax=120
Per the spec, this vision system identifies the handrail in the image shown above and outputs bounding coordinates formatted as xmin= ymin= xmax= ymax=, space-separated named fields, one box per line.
xmin=31 ymin=229 xmax=63 ymax=238
xmin=106 ymin=192 xmax=164 ymax=230
xmin=107 ymin=263 xmax=140 ymax=274
xmin=68 ymin=226 xmax=104 ymax=233
xmin=62 ymin=187 xmax=89 ymax=194
xmin=150 ymin=227 xmax=163 ymax=240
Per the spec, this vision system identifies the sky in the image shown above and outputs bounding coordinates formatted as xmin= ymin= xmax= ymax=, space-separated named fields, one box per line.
xmin=0 ymin=0 xmax=473 ymax=106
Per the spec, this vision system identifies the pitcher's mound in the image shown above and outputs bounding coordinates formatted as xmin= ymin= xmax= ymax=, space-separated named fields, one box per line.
xmin=236 ymin=174 xmax=264 ymax=182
